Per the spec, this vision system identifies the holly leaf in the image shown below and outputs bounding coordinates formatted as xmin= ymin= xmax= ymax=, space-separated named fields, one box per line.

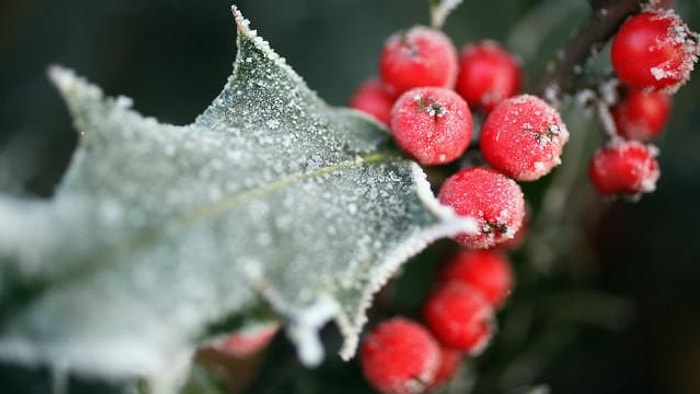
xmin=0 ymin=6 xmax=475 ymax=393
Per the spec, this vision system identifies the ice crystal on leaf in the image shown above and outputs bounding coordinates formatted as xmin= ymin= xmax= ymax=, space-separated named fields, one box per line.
xmin=0 ymin=6 xmax=476 ymax=394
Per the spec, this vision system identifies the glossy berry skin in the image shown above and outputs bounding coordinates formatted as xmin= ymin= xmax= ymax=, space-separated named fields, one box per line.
xmin=612 ymin=89 xmax=671 ymax=142
xmin=611 ymin=10 xmax=699 ymax=93
xmin=380 ymin=26 xmax=458 ymax=97
xmin=438 ymin=167 xmax=525 ymax=249
xmin=480 ymin=94 xmax=569 ymax=181
xmin=456 ymin=40 xmax=522 ymax=112
xmin=390 ymin=87 xmax=473 ymax=165
xmin=428 ymin=347 xmax=464 ymax=390
xmin=360 ymin=318 xmax=440 ymax=394
xmin=423 ymin=283 xmax=494 ymax=353
xmin=439 ymin=249 xmax=513 ymax=308
xmin=589 ymin=140 xmax=660 ymax=198
xmin=349 ymin=78 xmax=394 ymax=126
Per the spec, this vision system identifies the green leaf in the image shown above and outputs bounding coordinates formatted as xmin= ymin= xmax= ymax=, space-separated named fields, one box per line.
xmin=429 ymin=0 xmax=463 ymax=28
xmin=0 ymin=6 xmax=475 ymax=393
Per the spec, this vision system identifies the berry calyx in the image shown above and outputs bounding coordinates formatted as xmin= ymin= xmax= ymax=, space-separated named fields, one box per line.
xmin=380 ymin=26 xmax=458 ymax=97
xmin=456 ymin=40 xmax=522 ymax=112
xmin=428 ymin=347 xmax=464 ymax=390
xmin=349 ymin=78 xmax=394 ymax=126
xmin=589 ymin=139 xmax=660 ymax=198
xmin=479 ymin=94 xmax=569 ymax=181
xmin=422 ymin=283 xmax=494 ymax=353
xmin=611 ymin=9 xmax=699 ymax=93
xmin=360 ymin=318 xmax=440 ymax=394
xmin=438 ymin=167 xmax=525 ymax=249
xmin=612 ymin=89 xmax=672 ymax=142
xmin=439 ymin=249 xmax=513 ymax=308
xmin=390 ymin=87 xmax=473 ymax=165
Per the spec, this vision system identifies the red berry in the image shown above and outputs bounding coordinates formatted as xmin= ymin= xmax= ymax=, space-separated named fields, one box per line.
xmin=216 ymin=321 xmax=279 ymax=358
xmin=423 ymin=283 xmax=494 ymax=353
xmin=439 ymin=249 xmax=513 ymax=308
xmin=390 ymin=87 xmax=473 ymax=165
xmin=611 ymin=10 xmax=699 ymax=93
xmin=456 ymin=40 xmax=522 ymax=112
xmin=480 ymin=94 xmax=569 ymax=181
xmin=612 ymin=89 xmax=672 ymax=142
xmin=349 ymin=78 xmax=394 ymax=126
xmin=438 ymin=167 xmax=525 ymax=249
xmin=380 ymin=26 xmax=458 ymax=97
xmin=589 ymin=140 xmax=660 ymax=198
xmin=360 ymin=318 xmax=440 ymax=394
xmin=428 ymin=347 xmax=464 ymax=390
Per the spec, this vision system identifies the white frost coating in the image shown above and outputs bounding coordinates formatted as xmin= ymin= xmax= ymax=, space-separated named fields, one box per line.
xmin=430 ymin=0 xmax=464 ymax=28
xmin=286 ymin=295 xmax=340 ymax=366
xmin=337 ymin=164 xmax=479 ymax=360
xmin=0 ymin=336 xmax=193 ymax=394
xmin=241 ymin=260 xmax=339 ymax=366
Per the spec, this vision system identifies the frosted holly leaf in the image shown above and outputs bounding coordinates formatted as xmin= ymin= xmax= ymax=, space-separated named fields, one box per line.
xmin=0 ymin=5 xmax=476 ymax=394
xmin=429 ymin=0 xmax=463 ymax=28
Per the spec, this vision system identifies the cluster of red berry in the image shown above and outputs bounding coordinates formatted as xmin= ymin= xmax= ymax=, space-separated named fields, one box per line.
xmin=589 ymin=7 xmax=699 ymax=198
xmin=361 ymin=248 xmax=514 ymax=393
xmin=350 ymin=26 xmax=568 ymax=250
xmin=349 ymin=23 xmax=556 ymax=394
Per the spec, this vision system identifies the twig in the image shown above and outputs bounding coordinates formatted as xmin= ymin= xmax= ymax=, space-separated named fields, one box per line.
xmin=537 ymin=0 xmax=646 ymax=100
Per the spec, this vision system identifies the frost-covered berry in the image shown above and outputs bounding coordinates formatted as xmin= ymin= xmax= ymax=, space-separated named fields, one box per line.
xmin=456 ymin=40 xmax=522 ymax=112
xmin=439 ymin=249 xmax=513 ymax=308
xmin=589 ymin=140 xmax=660 ymax=198
xmin=428 ymin=347 xmax=464 ymax=390
xmin=612 ymin=89 xmax=671 ymax=142
xmin=438 ymin=167 xmax=525 ymax=249
xmin=349 ymin=78 xmax=394 ymax=126
xmin=423 ymin=283 xmax=494 ymax=353
xmin=611 ymin=9 xmax=700 ymax=93
xmin=360 ymin=318 xmax=440 ymax=394
xmin=390 ymin=87 xmax=473 ymax=165
xmin=380 ymin=26 xmax=458 ymax=97
xmin=480 ymin=94 xmax=569 ymax=181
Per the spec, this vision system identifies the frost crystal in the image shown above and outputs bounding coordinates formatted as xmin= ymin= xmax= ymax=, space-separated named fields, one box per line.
xmin=0 ymin=6 xmax=475 ymax=393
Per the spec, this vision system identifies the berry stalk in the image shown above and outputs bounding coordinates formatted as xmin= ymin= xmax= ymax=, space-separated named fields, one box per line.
xmin=538 ymin=0 xmax=648 ymax=100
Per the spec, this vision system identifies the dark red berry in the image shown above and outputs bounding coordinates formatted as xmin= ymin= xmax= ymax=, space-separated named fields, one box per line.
xmin=427 ymin=347 xmax=464 ymax=390
xmin=480 ymin=94 xmax=569 ymax=181
xmin=390 ymin=87 xmax=473 ymax=165
xmin=438 ymin=167 xmax=525 ymax=249
xmin=439 ymin=249 xmax=513 ymax=308
xmin=589 ymin=140 xmax=660 ymax=198
xmin=611 ymin=9 xmax=699 ymax=93
xmin=456 ymin=40 xmax=522 ymax=112
xmin=612 ymin=89 xmax=671 ymax=142
xmin=349 ymin=78 xmax=394 ymax=126
xmin=380 ymin=26 xmax=458 ymax=97
xmin=423 ymin=283 xmax=494 ymax=353
xmin=360 ymin=318 xmax=440 ymax=394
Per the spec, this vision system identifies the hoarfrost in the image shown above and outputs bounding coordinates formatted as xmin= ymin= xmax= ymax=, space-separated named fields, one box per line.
xmin=429 ymin=0 xmax=464 ymax=28
xmin=0 ymin=5 xmax=476 ymax=393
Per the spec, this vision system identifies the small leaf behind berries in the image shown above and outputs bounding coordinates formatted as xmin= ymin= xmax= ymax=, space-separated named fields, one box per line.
xmin=428 ymin=0 xmax=464 ymax=28
xmin=0 ymin=6 xmax=476 ymax=394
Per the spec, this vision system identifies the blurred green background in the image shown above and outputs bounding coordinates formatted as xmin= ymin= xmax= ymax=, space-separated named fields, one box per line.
xmin=1 ymin=0 xmax=700 ymax=393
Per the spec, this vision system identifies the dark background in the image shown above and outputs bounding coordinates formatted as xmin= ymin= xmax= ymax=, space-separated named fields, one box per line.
xmin=1 ymin=0 xmax=700 ymax=393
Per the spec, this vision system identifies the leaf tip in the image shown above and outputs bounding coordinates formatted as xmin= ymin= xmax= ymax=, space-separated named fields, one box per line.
xmin=48 ymin=65 xmax=78 ymax=95
xmin=231 ymin=5 xmax=252 ymax=36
